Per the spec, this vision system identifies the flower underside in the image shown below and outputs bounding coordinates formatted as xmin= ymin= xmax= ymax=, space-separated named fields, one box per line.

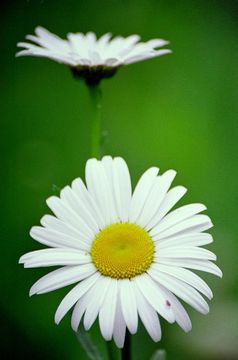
xmin=71 ymin=64 xmax=118 ymax=86
xmin=91 ymin=222 xmax=155 ymax=279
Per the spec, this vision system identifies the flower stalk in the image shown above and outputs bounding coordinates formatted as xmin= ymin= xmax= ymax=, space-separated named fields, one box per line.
xmin=89 ymin=85 xmax=102 ymax=158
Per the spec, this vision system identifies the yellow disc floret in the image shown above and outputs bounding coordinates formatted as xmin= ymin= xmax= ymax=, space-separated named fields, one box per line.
xmin=91 ymin=222 xmax=155 ymax=279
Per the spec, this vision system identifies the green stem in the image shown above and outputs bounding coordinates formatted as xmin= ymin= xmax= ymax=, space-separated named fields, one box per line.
xmin=121 ymin=330 xmax=131 ymax=360
xmin=89 ymin=85 xmax=102 ymax=158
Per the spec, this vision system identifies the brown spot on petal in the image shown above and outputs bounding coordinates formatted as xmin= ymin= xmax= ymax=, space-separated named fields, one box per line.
xmin=166 ymin=300 xmax=171 ymax=307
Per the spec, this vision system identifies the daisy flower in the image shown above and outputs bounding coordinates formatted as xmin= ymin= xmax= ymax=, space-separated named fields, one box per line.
xmin=19 ymin=156 xmax=222 ymax=348
xmin=16 ymin=27 xmax=171 ymax=85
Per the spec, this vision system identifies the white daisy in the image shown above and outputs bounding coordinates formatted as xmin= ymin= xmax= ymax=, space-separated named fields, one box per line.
xmin=16 ymin=27 xmax=171 ymax=85
xmin=19 ymin=156 xmax=222 ymax=348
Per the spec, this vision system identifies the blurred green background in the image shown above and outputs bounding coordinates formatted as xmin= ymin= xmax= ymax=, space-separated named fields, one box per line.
xmin=1 ymin=0 xmax=238 ymax=359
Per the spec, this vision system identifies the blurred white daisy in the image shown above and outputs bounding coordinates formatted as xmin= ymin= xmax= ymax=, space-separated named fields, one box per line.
xmin=16 ymin=27 xmax=171 ymax=85
xmin=19 ymin=156 xmax=222 ymax=348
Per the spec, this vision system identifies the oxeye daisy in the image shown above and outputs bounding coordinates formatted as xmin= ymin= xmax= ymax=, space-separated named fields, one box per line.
xmin=19 ymin=156 xmax=222 ymax=348
xmin=16 ymin=26 xmax=171 ymax=85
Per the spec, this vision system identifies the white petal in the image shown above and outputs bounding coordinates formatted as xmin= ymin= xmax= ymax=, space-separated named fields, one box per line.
xmin=99 ymin=279 xmax=118 ymax=340
xmin=156 ymin=233 xmax=213 ymax=249
xmin=137 ymin=170 xmax=176 ymax=228
xmin=113 ymin=293 xmax=126 ymax=348
xmin=40 ymin=214 xmax=88 ymax=240
xmin=46 ymin=196 xmax=94 ymax=240
xmin=55 ymin=272 xmax=100 ymax=324
xmin=129 ymin=167 xmax=159 ymax=223
xmin=112 ymin=157 xmax=132 ymax=222
xmin=146 ymin=39 xmax=169 ymax=48
xmin=124 ymin=49 xmax=172 ymax=65
xmin=156 ymin=258 xmax=222 ymax=277
xmin=156 ymin=246 xmax=216 ymax=261
xmin=146 ymin=186 xmax=187 ymax=230
xmin=60 ymin=185 xmax=99 ymax=234
xmin=30 ymin=263 xmax=95 ymax=296
xmin=149 ymin=269 xmax=209 ymax=314
xmin=119 ymin=279 xmax=138 ymax=334
xmin=101 ymin=156 xmax=119 ymax=221
xmin=85 ymin=159 xmax=117 ymax=225
xmin=71 ymin=177 xmax=105 ymax=229
xmin=71 ymin=292 xmax=91 ymax=331
xmin=156 ymin=283 xmax=192 ymax=332
xmin=19 ymin=248 xmax=90 ymax=268
xmin=152 ymin=215 xmax=213 ymax=240
xmin=151 ymin=203 xmax=207 ymax=236
xmin=30 ymin=226 xmax=89 ymax=251
xmin=134 ymin=274 xmax=175 ymax=323
xmin=134 ymin=284 xmax=161 ymax=341
xmin=84 ymin=276 xmax=110 ymax=330
xmin=151 ymin=263 xmax=213 ymax=299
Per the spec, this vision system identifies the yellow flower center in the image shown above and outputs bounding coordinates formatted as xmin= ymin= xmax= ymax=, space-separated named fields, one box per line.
xmin=91 ymin=222 xmax=155 ymax=279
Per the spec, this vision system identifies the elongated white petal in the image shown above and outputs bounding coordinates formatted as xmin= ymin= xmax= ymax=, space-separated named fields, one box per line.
xmin=19 ymin=248 xmax=90 ymax=268
xmin=46 ymin=196 xmax=93 ymax=240
xmin=146 ymin=186 xmax=187 ymax=230
xmin=156 ymin=283 xmax=192 ymax=332
xmin=151 ymin=203 xmax=207 ymax=235
xmin=129 ymin=167 xmax=159 ymax=223
xmin=71 ymin=294 xmax=90 ymax=331
xmin=152 ymin=215 xmax=213 ymax=240
xmin=112 ymin=157 xmax=132 ymax=222
xmin=30 ymin=263 xmax=96 ymax=296
xmin=119 ymin=279 xmax=138 ymax=334
xmin=40 ymin=214 xmax=89 ymax=241
xmin=71 ymin=177 xmax=105 ymax=229
xmin=134 ymin=274 xmax=175 ymax=323
xmin=149 ymin=269 xmax=209 ymax=314
xmin=156 ymin=233 xmax=213 ymax=249
xmin=84 ymin=276 xmax=110 ymax=331
xmin=60 ymin=186 xmax=99 ymax=234
xmin=113 ymin=294 xmax=126 ymax=348
xmin=30 ymin=226 xmax=89 ymax=251
xmin=86 ymin=159 xmax=117 ymax=224
xmin=124 ymin=49 xmax=172 ymax=64
xmin=137 ymin=170 xmax=176 ymax=228
xmin=151 ymin=263 xmax=213 ymax=299
xmin=99 ymin=279 xmax=118 ymax=340
xmin=55 ymin=272 xmax=100 ymax=324
xmin=156 ymin=258 xmax=222 ymax=277
xmin=134 ymin=284 xmax=161 ymax=341
xmin=155 ymin=246 xmax=216 ymax=261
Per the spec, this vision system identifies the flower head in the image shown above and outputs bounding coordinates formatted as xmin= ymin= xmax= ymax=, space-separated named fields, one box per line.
xmin=20 ymin=156 xmax=222 ymax=348
xmin=16 ymin=27 xmax=171 ymax=85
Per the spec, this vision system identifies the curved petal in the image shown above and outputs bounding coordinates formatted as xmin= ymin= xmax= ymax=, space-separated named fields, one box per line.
xmin=84 ymin=276 xmax=110 ymax=331
xmin=99 ymin=279 xmax=118 ymax=340
xmin=149 ymin=269 xmax=209 ymax=314
xmin=112 ymin=157 xmax=132 ymax=222
xmin=55 ymin=272 xmax=100 ymax=324
xmin=30 ymin=226 xmax=90 ymax=251
xmin=156 ymin=283 xmax=192 ymax=332
xmin=19 ymin=248 xmax=90 ymax=268
xmin=134 ymin=274 xmax=175 ymax=323
xmin=119 ymin=279 xmax=138 ymax=334
xmin=129 ymin=167 xmax=159 ymax=223
xmin=137 ymin=170 xmax=176 ymax=228
xmin=30 ymin=263 xmax=96 ymax=296
xmin=152 ymin=215 xmax=213 ymax=240
xmin=146 ymin=186 xmax=187 ymax=230
xmin=134 ymin=284 xmax=161 ymax=341
xmin=151 ymin=263 xmax=213 ymax=299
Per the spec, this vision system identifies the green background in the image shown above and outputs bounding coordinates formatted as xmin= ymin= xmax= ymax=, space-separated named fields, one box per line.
xmin=1 ymin=0 xmax=238 ymax=359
